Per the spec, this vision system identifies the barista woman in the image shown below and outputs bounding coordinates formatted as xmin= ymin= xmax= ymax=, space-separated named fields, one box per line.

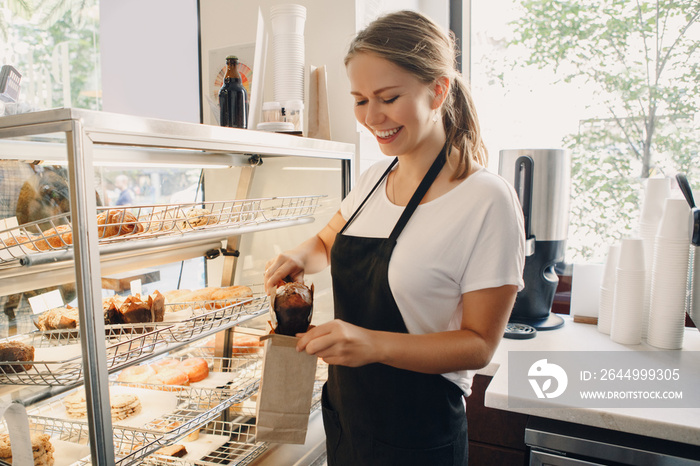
xmin=264 ymin=10 xmax=525 ymax=466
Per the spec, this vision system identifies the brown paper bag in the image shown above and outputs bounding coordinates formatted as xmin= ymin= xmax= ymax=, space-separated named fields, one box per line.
xmin=255 ymin=334 xmax=318 ymax=444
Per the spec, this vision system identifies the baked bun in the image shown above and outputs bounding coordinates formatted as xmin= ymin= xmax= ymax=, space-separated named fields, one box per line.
xmin=177 ymin=207 xmax=217 ymax=230
xmin=34 ymin=306 xmax=80 ymax=331
xmin=178 ymin=357 xmax=209 ymax=383
xmin=2 ymin=235 xmax=37 ymax=251
xmin=36 ymin=224 xmax=72 ymax=249
xmin=97 ymin=210 xmax=144 ymax=238
xmin=232 ymin=333 xmax=263 ymax=353
xmin=147 ymin=368 xmax=189 ymax=386
xmin=0 ymin=432 xmax=54 ymax=466
xmin=139 ymin=209 xmax=176 ymax=234
xmin=273 ymin=282 xmax=314 ymax=336
xmin=0 ymin=340 xmax=34 ymax=373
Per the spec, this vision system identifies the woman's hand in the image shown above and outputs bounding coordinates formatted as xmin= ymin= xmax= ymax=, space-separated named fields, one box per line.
xmin=263 ymin=210 xmax=346 ymax=295
xmin=296 ymin=319 xmax=380 ymax=367
xmin=264 ymin=252 xmax=305 ymax=294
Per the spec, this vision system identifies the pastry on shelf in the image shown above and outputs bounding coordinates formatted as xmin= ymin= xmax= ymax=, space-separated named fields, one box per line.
xmin=0 ymin=432 xmax=54 ymax=466
xmin=33 ymin=224 xmax=72 ymax=250
xmin=103 ymin=290 xmax=165 ymax=325
xmin=232 ymin=333 xmax=264 ymax=354
xmin=139 ymin=209 xmax=177 ymax=234
xmin=163 ymin=285 xmax=253 ymax=311
xmin=63 ymin=390 xmax=142 ymax=422
xmin=157 ymin=444 xmax=187 ymax=458
xmin=176 ymin=207 xmax=218 ymax=230
xmin=34 ymin=306 xmax=79 ymax=331
xmin=0 ymin=340 xmax=35 ymax=373
xmin=97 ymin=209 xmax=144 ymax=238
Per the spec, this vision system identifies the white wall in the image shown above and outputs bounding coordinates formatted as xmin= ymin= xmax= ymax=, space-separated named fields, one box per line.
xmin=200 ymin=0 xmax=358 ymax=146
xmin=100 ymin=0 xmax=451 ymax=175
xmin=100 ymin=0 xmax=200 ymax=123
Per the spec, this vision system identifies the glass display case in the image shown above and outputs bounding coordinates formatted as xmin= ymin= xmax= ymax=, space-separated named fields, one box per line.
xmin=0 ymin=108 xmax=353 ymax=465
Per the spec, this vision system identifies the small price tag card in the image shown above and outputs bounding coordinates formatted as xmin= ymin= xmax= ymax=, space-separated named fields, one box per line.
xmin=130 ymin=279 xmax=142 ymax=296
xmin=0 ymin=217 xmax=21 ymax=261
xmin=28 ymin=289 xmax=65 ymax=315
xmin=0 ymin=216 xmax=19 ymax=235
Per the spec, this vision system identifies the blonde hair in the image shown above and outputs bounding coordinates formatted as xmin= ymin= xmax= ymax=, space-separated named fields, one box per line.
xmin=345 ymin=10 xmax=487 ymax=179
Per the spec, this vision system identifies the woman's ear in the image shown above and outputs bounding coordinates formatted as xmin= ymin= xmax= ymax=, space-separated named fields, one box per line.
xmin=431 ymin=76 xmax=450 ymax=110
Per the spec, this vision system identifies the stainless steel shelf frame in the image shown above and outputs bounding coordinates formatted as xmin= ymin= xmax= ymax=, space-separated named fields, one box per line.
xmin=0 ymin=108 xmax=354 ymax=465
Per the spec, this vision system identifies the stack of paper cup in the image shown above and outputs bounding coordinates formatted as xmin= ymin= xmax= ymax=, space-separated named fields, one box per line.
xmin=647 ymin=198 xmax=691 ymax=349
xmin=270 ymin=4 xmax=306 ymax=104
xmin=598 ymin=243 xmax=620 ymax=334
xmin=610 ymin=238 xmax=646 ymax=345
xmin=638 ymin=177 xmax=671 ymax=338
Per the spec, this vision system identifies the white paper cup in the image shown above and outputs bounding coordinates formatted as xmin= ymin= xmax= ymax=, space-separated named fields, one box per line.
xmin=270 ymin=5 xmax=307 ymax=35
xmin=617 ymin=238 xmax=645 ymax=271
xmin=657 ymin=198 xmax=691 ymax=241
xmin=610 ymin=268 xmax=645 ymax=345
xmin=640 ymin=177 xmax=671 ymax=225
xmin=597 ymin=286 xmax=615 ymax=334
xmin=601 ymin=243 xmax=620 ymax=287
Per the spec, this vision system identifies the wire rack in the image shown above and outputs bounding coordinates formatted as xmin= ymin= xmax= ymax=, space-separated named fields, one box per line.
xmin=0 ymin=288 xmax=269 ymax=385
xmin=0 ymin=195 xmax=323 ymax=267
xmin=31 ymin=291 xmax=269 ymax=345
xmin=0 ymin=415 xmax=164 ymax=466
xmin=160 ymin=294 xmax=269 ymax=343
xmin=137 ymin=421 xmax=268 ymax=466
xmin=0 ymin=327 xmax=169 ymax=385
xmin=136 ymin=376 xmax=327 ymax=466
xmin=28 ymin=354 xmax=263 ymax=466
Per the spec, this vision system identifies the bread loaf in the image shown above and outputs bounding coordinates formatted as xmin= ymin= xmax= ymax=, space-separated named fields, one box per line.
xmin=97 ymin=210 xmax=143 ymax=238
xmin=210 ymin=285 xmax=254 ymax=303
xmin=0 ymin=340 xmax=34 ymax=373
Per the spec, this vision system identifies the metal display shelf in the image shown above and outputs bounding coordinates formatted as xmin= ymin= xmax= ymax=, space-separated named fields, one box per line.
xmin=0 ymin=108 xmax=355 ymax=164
xmin=0 ymin=195 xmax=323 ymax=267
xmin=0 ymin=108 xmax=354 ymax=465
xmin=25 ymin=353 xmax=263 ymax=465
xmin=0 ymin=293 xmax=268 ymax=385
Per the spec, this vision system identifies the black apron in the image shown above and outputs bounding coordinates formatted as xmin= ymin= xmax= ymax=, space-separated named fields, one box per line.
xmin=323 ymin=145 xmax=468 ymax=466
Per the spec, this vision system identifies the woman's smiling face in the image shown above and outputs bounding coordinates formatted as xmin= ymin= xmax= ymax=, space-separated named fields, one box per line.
xmin=347 ymin=52 xmax=441 ymax=158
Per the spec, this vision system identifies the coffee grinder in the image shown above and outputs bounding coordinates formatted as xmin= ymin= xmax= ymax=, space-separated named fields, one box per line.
xmin=499 ymin=149 xmax=571 ymax=331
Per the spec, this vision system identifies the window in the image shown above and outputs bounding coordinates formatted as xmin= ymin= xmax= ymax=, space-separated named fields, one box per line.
xmin=0 ymin=0 xmax=101 ymax=113
xmin=470 ymin=0 xmax=700 ymax=262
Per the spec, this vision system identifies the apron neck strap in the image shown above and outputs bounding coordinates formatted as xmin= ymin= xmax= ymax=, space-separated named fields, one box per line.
xmin=389 ymin=143 xmax=448 ymax=240
xmin=389 ymin=144 xmax=447 ymax=240
xmin=340 ymin=157 xmax=398 ymax=235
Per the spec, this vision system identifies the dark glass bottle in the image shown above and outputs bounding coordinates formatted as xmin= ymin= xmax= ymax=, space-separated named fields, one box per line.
xmin=219 ymin=55 xmax=248 ymax=128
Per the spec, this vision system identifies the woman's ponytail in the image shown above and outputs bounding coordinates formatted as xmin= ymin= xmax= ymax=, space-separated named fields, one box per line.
xmin=443 ymin=75 xmax=488 ymax=180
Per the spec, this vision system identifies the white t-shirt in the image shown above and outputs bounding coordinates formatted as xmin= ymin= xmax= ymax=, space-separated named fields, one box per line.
xmin=339 ymin=158 xmax=526 ymax=396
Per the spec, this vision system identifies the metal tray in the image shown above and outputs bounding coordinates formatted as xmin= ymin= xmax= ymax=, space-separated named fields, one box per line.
xmin=0 ymin=328 xmax=169 ymax=385
xmin=0 ymin=196 xmax=322 ymax=267
xmin=28 ymin=354 xmax=263 ymax=466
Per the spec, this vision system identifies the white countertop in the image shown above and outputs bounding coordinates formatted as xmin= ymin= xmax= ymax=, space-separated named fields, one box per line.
xmin=481 ymin=315 xmax=700 ymax=446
